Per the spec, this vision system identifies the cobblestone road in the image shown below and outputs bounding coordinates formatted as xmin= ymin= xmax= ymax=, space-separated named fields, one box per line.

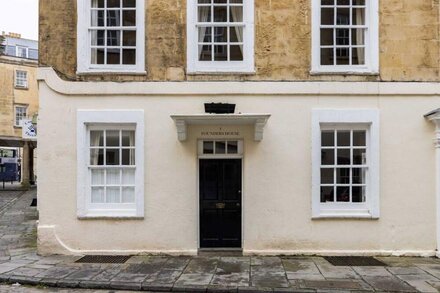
xmin=0 ymin=190 xmax=440 ymax=292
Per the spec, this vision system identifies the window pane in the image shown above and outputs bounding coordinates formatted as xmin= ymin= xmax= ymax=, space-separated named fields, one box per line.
xmin=91 ymin=187 xmax=105 ymax=203
xmin=107 ymin=10 xmax=121 ymax=26
xmin=90 ymin=149 xmax=104 ymax=165
xmin=321 ymin=186 xmax=334 ymax=202
xmin=106 ymin=130 xmax=120 ymax=146
xmin=321 ymin=48 xmax=334 ymax=65
xmin=337 ymin=0 xmax=349 ymax=5
xmin=352 ymin=29 xmax=365 ymax=45
xmin=214 ymin=27 xmax=227 ymax=42
xmin=322 ymin=131 xmax=335 ymax=146
xmin=321 ymin=168 xmax=334 ymax=184
xmin=106 ymin=149 xmax=120 ymax=165
xmin=214 ymin=45 xmax=227 ymax=61
xmin=107 ymin=0 xmax=120 ymax=7
xmin=227 ymin=141 xmax=238 ymax=154
xmin=91 ymin=169 xmax=105 ymax=185
xmin=91 ymin=48 xmax=105 ymax=64
xmin=122 ymin=169 xmax=135 ymax=185
xmin=352 ymin=47 xmax=365 ymax=65
xmin=199 ymin=27 xmax=212 ymax=42
xmin=122 ymin=187 xmax=135 ymax=203
xmin=214 ymin=6 xmax=227 ymax=22
xmin=352 ymin=8 xmax=365 ymax=25
xmin=321 ymin=8 xmax=334 ymax=25
xmin=199 ymin=45 xmax=212 ymax=61
xmin=107 ymin=30 xmax=121 ymax=46
xmin=336 ymin=168 xmax=350 ymax=184
xmin=198 ymin=6 xmax=211 ymax=22
xmin=107 ymin=49 xmax=121 ymax=64
xmin=336 ymin=186 xmax=350 ymax=202
xmin=353 ymin=148 xmax=366 ymax=165
xmin=106 ymin=169 xmax=120 ymax=185
xmin=337 ymin=149 xmax=350 ymax=165
xmin=123 ymin=49 xmax=136 ymax=64
xmin=90 ymin=131 xmax=104 ymax=146
xmin=92 ymin=0 xmax=104 ymax=8
xmin=123 ymin=30 xmax=136 ymax=46
xmin=353 ymin=0 xmax=365 ymax=5
xmin=123 ymin=10 xmax=136 ymax=26
xmin=337 ymin=131 xmax=350 ymax=146
xmin=321 ymin=149 xmax=335 ymax=165
xmin=122 ymin=149 xmax=135 ymax=165
xmin=230 ymin=26 xmax=242 ymax=42
xmin=122 ymin=131 xmax=135 ymax=146
xmin=91 ymin=30 xmax=105 ymax=46
xmin=123 ymin=0 xmax=136 ymax=7
xmin=336 ymin=48 xmax=349 ymax=65
xmin=91 ymin=10 xmax=104 ymax=26
xmin=230 ymin=45 xmax=243 ymax=61
xmin=321 ymin=0 xmax=334 ymax=4
xmin=216 ymin=141 xmax=226 ymax=154
xmin=336 ymin=8 xmax=349 ymax=25
xmin=320 ymin=28 xmax=334 ymax=46
xmin=336 ymin=28 xmax=349 ymax=45
xmin=230 ymin=6 xmax=243 ymax=22
xmin=352 ymin=168 xmax=365 ymax=184
xmin=352 ymin=186 xmax=366 ymax=202
xmin=106 ymin=187 xmax=120 ymax=203
xmin=203 ymin=141 xmax=214 ymax=154
xmin=353 ymin=131 xmax=366 ymax=146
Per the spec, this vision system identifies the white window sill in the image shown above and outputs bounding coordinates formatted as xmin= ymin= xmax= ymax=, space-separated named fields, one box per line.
xmin=78 ymin=210 xmax=143 ymax=220
xmin=310 ymin=69 xmax=379 ymax=76
xmin=187 ymin=70 xmax=256 ymax=76
xmin=312 ymin=211 xmax=379 ymax=220
xmin=76 ymin=70 xmax=147 ymax=76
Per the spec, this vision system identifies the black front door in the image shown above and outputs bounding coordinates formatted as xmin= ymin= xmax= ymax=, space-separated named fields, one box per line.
xmin=199 ymin=159 xmax=242 ymax=248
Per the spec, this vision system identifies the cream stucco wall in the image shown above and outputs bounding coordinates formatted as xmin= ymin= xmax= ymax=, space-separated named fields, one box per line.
xmin=37 ymin=69 xmax=438 ymax=256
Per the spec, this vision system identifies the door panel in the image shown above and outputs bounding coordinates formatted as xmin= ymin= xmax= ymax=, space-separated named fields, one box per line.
xmin=200 ymin=159 xmax=242 ymax=248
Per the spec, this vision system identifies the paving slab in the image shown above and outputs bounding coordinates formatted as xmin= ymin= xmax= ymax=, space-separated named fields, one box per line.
xmin=211 ymin=272 xmax=250 ymax=287
xmin=363 ymin=275 xmax=418 ymax=292
xmin=315 ymin=264 xmax=360 ymax=279
xmin=352 ymin=266 xmax=393 ymax=277
xmin=302 ymin=279 xmax=371 ymax=291
xmin=175 ymin=272 xmax=214 ymax=286
xmin=184 ymin=257 xmax=219 ymax=274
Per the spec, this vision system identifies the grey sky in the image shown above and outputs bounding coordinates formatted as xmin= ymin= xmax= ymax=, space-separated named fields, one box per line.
xmin=0 ymin=0 xmax=39 ymax=40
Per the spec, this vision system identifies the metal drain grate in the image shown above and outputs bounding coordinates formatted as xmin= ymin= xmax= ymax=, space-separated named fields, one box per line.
xmin=324 ymin=256 xmax=387 ymax=266
xmin=75 ymin=255 xmax=131 ymax=264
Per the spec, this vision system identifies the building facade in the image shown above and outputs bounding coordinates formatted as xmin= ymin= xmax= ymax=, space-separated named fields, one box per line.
xmin=38 ymin=0 xmax=440 ymax=256
xmin=0 ymin=32 xmax=38 ymax=186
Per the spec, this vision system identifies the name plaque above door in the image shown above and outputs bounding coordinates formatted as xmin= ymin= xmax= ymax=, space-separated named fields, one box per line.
xmin=200 ymin=129 xmax=240 ymax=137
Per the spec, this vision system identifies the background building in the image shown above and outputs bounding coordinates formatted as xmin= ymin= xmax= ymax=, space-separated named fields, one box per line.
xmin=0 ymin=32 xmax=38 ymax=188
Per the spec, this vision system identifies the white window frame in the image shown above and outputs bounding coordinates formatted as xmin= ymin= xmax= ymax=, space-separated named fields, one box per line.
xmin=14 ymin=105 xmax=28 ymax=127
xmin=77 ymin=110 xmax=144 ymax=218
xmin=15 ymin=70 xmax=28 ymax=88
xmin=311 ymin=0 xmax=379 ymax=74
xmin=312 ymin=109 xmax=380 ymax=219
xmin=76 ymin=0 xmax=146 ymax=74
xmin=16 ymin=46 xmax=29 ymax=58
xmin=187 ymin=0 xmax=255 ymax=74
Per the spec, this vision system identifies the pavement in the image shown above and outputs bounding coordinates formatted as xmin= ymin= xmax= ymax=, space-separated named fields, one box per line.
xmin=1 ymin=190 xmax=440 ymax=292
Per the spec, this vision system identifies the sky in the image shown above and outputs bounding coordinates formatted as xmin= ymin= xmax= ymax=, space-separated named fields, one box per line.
xmin=0 ymin=0 xmax=39 ymax=40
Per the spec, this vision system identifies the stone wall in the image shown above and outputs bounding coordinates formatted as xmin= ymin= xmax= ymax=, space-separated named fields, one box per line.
xmin=0 ymin=57 xmax=38 ymax=137
xmin=39 ymin=0 xmax=440 ymax=82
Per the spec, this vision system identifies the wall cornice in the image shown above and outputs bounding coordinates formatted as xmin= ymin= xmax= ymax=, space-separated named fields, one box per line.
xmin=38 ymin=67 xmax=440 ymax=97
